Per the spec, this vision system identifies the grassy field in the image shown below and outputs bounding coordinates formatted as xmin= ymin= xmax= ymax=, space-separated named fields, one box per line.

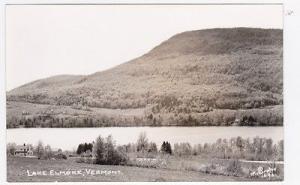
xmin=7 ymin=156 xmax=282 ymax=182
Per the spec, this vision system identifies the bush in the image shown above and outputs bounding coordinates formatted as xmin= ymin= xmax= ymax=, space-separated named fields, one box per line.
xmin=226 ymin=159 xmax=243 ymax=176
xmin=174 ymin=143 xmax=192 ymax=156
xmin=54 ymin=153 xmax=67 ymax=160
xmin=148 ymin=142 xmax=158 ymax=153
xmin=127 ymin=156 xmax=167 ymax=168
xmin=76 ymin=156 xmax=94 ymax=164
xmin=7 ymin=143 xmax=16 ymax=156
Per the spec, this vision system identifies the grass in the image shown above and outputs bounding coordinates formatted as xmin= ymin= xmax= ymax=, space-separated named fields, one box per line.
xmin=7 ymin=157 xmax=248 ymax=182
xmin=7 ymin=156 xmax=283 ymax=182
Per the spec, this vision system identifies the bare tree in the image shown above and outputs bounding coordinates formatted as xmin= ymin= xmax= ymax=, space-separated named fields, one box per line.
xmin=44 ymin=144 xmax=52 ymax=159
xmin=36 ymin=140 xmax=44 ymax=159
xmin=137 ymin=132 xmax=149 ymax=152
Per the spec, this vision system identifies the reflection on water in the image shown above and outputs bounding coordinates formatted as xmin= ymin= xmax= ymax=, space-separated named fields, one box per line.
xmin=7 ymin=126 xmax=283 ymax=150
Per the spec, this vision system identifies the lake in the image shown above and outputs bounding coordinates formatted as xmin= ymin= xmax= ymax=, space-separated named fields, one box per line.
xmin=6 ymin=127 xmax=283 ymax=150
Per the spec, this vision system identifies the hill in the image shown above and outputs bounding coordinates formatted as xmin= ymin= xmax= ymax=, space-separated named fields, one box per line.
xmin=6 ymin=28 xmax=283 ymax=128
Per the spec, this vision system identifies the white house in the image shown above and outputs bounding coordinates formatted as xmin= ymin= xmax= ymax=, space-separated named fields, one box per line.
xmin=14 ymin=143 xmax=34 ymax=157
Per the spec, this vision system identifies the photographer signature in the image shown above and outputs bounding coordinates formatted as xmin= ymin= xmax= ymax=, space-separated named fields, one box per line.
xmin=250 ymin=166 xmax=277 ymax=178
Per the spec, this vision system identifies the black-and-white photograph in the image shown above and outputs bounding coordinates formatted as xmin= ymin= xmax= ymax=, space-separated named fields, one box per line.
xmin=4 ymin=4 xmax=283 ymax=182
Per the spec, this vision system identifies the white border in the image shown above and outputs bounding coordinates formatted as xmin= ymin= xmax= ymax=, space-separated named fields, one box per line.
xmin=1 ymin=0 xmax=299 ymax=185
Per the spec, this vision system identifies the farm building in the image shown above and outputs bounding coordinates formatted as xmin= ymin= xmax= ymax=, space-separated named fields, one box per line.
xmin=14 ymin=143 xmax=33 ymax=157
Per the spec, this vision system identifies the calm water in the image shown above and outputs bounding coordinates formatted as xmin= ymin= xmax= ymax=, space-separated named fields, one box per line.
xmin=7 ymin=127 xmax=283 ymax=150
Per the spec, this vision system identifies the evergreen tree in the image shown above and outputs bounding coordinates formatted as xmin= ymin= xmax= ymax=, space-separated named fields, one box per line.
xmin=161 ymin=141 xmax=172 ymax=154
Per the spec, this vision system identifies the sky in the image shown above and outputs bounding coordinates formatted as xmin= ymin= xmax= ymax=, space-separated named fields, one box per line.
xmin=5 ymin=5 xmax=283 ymax=91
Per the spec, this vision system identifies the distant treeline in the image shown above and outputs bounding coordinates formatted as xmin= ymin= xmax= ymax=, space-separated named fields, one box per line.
xmin=7 ymin=105 xmax=282 ymax=128
xmin=75 ymin=132 xmax=284 ymax=163
xmin=8 ymin=91 xmax=282 ymax=113
xmin=116 ymin=134 xmax=284 ymax=162
xmin=77 ymin=133 xmax=283 ymax=169
xmin=7 ymin=132 xmax=283 ymax=167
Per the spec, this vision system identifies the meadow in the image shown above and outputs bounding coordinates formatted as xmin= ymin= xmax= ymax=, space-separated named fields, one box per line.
xmin=7 ymin=156 xmax=283 ymax=182
xmin=7 ymin=157 xmax=247 ymax=182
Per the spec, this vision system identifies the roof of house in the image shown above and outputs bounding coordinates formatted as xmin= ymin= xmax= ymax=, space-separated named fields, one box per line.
xmin=15 ymin=144 xmax=32 ymax=151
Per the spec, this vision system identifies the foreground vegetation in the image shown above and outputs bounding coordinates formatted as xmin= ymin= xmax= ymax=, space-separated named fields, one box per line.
xmin=7 ymin=132 xmax=284 ymax=181
xmin=7 ymin=157 xmax=251 ymax=182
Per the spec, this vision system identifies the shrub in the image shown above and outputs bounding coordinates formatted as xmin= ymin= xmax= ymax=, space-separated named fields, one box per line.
xmin=226 ymin=159 xmax=243 ymax=176
xmin=174 ymin=143 xmax=192 ymax=156
xmin=148 ymin=142 xmax=158 ymax=153
xmin=127 ymin=156 xmax=167 ymax=168
xmin=7 ymin=143 xmax=16 ymax=156
xmin=54 ymin=153 xmax=67 ymax=160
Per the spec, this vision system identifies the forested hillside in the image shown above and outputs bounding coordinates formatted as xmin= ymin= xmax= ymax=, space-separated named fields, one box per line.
xmin=7 ymin=28 xmax=283 ymax=128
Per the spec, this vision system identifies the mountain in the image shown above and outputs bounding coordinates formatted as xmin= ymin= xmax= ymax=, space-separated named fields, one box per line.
xmin=6 ymin=28 xmax=283 ymax=128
